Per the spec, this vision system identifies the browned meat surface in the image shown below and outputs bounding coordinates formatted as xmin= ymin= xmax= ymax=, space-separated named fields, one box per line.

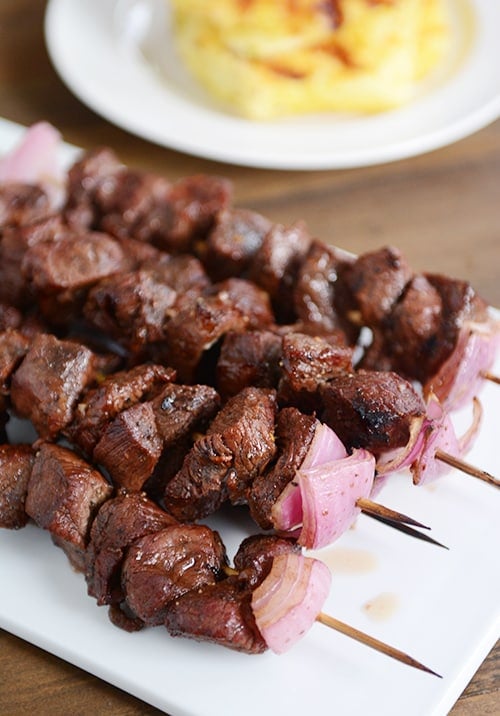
xmin=0 ymin=303 xmax=23 ymax=331
xmin=140 ymin=252 xmax=210 ymax=299
xmin=278 ymin=332 xmax=353 ymax=412
xmin=203 ymin=208 xmax=272 ymax=280
xmin=152 ymin=383 xmax=220 ymax=447
xmin=0 ymin=444 xmax=35 ymax=529
xmin=250 ymin=221 xmax=312 ymax=323
xmin=0 ymin=329 xmax=30 ymax=392
xmin=0 ymin=215 xmax=65 ymax=306
xmin=248 ymin=408 xmax=317 ymax=529
xmin=85 ymin=491 xmax=176 ymax=606
xmin=84 ymin=269 xmax=177 ymax=356
xmin=94 ymin=401 xmax=164 ymax=491
xmin=25 ymin=443 xmax=112 ymax=571
xmin=66 ymin=363 xmax=175 ymax=456
xmin=163 ymin=291 xmax=248 ymax=383
xmin=216 ymin=330 xmax=282 ymax=398
xmin=164 ymin=387 xmax=277 ymax=520
xmin=320 ymin=369 xmax=425 ymax=454
xmin=164 ymin=579 xmax=267 ymax=654
xmin=0 ymin=183 xmax=50 ymax=229
xmin=212 ymin=277 xmax=275 ymax=330
xmin=293 ymin=240 xmax=346 ymax=335
xmin=122 ymin=524 xmax=227 ymax=625
xmin=233 ymin=534 xmax=301 ymax=589
xmin=336 ymin=246 xmax=412 ymax=328
xmin=11 ymin=334 xmax=96 ymax=440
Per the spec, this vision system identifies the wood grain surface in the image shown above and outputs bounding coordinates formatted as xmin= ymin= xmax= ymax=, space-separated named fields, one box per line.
xmin=0 ymin=2 xmax=498 ymax=714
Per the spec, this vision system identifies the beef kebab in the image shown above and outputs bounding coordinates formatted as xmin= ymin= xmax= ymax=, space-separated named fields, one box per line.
xmin=0 ymin=440 xmax=439 ymax=675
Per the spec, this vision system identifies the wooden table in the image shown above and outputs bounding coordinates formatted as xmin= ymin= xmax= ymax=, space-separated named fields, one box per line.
xmin=0 ymin=2 xmax=498 ymax=714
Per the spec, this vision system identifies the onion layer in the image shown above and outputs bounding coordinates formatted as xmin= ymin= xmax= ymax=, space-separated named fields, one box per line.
xmin=251 ymin=552 xmax=331 ymax=654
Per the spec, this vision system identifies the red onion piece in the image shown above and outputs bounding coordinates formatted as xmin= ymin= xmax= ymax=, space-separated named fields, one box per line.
xmin=0 ymin=122 xmax=65 ymax=206
xmin=251 ymin=552 xmax=331 ymax=654
xmin=271 ymin=420 xmax=347 ymax=532
xmin=298 ymin=449 xmax=375 ymax=549
xmin=375 ymin=415 xmax=425 ymax=476
xmin=425 ymin=319 xmax=500 ymax=411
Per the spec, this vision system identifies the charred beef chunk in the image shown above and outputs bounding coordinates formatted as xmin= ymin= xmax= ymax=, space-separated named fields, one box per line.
xmin=203 ymin=208 xmax=272 ymax=280
xmin=164 ymin=387 xmax=277 ymax=520
xmin=146 ymin=174 xmax=233 ymax=253
xmin=163 ymin=291 xmax=249 ymax=383
xmin=85 ymin=491 xmax=177 ymax=606
xmin=278 ymin=332 xmax=353 ymax=412
xmin=140 ymin=252 xmax=210 ymax=300
xmin=212 ymin=277 xmax=275 ymax=330
xmin=164 ymin=579 xmax=267 ymax=654
xmin=0 ymin=183 xmax=51 ymax=230
xmin=64 ymin=147 xmax=125 ymax=229
xmin=84 ymin=269 xmax=178 ymax=356
xmin=249 ymin=221 xmax=312 ymax=323
xmin=336 ymin=246 xmax=413 ymax=329
xmin=0 ymin=444 xmax=36 ymax=529
xmin=233 ymin=534 xmax=301 ymax=589
xmin=21 ymin=231 xmax=130 ymax=326
xmin=94 ymin=401 xmax=164 ymax=492
xmin=216 ymin=330 xmax=282 ymax=399
xmin=25 ymin=443 xmax=112 ymax=571
xmin=381 ymin=275 xmax=443 ymax=381
xmin=11 ymin=334 xmax=96 ymax=440
xmin=66 ymin=363 xmax=175 ymax=456
xmin=320 ymin=369 xmax=425 ymax=455
xmin=0 ymin=215 xmax=65 ymax=307
xmin=293 ymin=240 xmax=347 ymax=335
xmin=0 ymin=329 xmax=31 ymax=392
xmin=122 ymin=524 xmax=227 ymax=626
xmin=248 ymin=407 xmax=317 ymax=529
xmin=152 ymin=383 xmax=220 ymax=448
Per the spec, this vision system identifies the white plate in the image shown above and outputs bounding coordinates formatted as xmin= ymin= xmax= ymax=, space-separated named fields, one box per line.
xmin=1 ymin=118 xmax=500 ymax=716
xmin=44 ymin=0 xmax=500 ymax=170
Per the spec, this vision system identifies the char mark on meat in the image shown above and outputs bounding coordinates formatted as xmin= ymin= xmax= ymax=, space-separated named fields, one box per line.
xmin=320 ymin=369 xmax=425 ymax=455
xmin=216 ymin=330 xmax=282 ymax=399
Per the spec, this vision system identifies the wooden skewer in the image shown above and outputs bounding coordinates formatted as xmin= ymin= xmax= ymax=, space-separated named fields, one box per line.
xmin=481 ymin=371 xmax=500 ymax=386
xmin=356 ymin=497 xmax=431 ymax=529
xmin=364 ymin=512 xmax=448 ymax=549
xmin=316 ymin=613 xmax=441 ymax=677
xmin=435 ymin=449 xmax=500 ymax=489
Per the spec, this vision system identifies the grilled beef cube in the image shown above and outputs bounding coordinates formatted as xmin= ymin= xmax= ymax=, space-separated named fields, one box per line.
xmin=164 ymin=387 xmax=277 ymax=520
xmin=142 ymin=174 xmax=233 ymax=253
xmin=94 ymin=401 xmax=164 ymax=491
xmin=84 ymin=269 xmax=177 ymax=355
xmin=11 ymin=334 xmax=96 ymax=440
xmin=0 ymin=329 xmax=30 ymax=392
xmin=234 ymin=534 xmax=301 ymax=589
xmin=0 ymin=183 xmax=50 ymax=229
xmin=25 ymin=443 xmax=112 ymax=571
xmin=0 ymin=444 xmax=36 ymax=529
xmin=122 ymin=524 xmax=227 ymax=626
xmin=0 ymin=303 xmax=22 ymax=331
xmin=64 ymin=147 xmax=124 ymax=229
xmin=381 ymin=275 xmax=443 ymax=381
xmin=216 ymin=330 xmax=282 ymax=399
xmin=336 ymin=246 xmax=413 ymax=329
xmin=203 ymin=208 xmax=272 ymax=280
xmin=141 ymin=252 xmax=210 ymax=299
xmin=66 ymin=363 xmax=174 ymax=456
xmin=0 ymin=215 xmax=65 ymax=306
xmin=293 ymin=240 xmax=347 ymax=335
xmin=212 ymin=277 xmax=275 ymax=329
xmin=22 ymin=231 xmax=130 ymax=326
xmin=250 ymin=221 xmax=312 ymax=323
xmin=163 ymin=291 xmax=249 ymax=383
xmin=153 ymin=383 xmax=220 ymax=447
xmin=164 ymin=579 xmax=267 ymax=654
xmin=320 ymin=369 xmax=425 ymax=455
xmin=86 ymin=491 xmax=176 ymax=606
xmin=248 ymin=408 xmax=317 ymax=529
xmin=278 ymin=332 xmax=353 ymax=412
